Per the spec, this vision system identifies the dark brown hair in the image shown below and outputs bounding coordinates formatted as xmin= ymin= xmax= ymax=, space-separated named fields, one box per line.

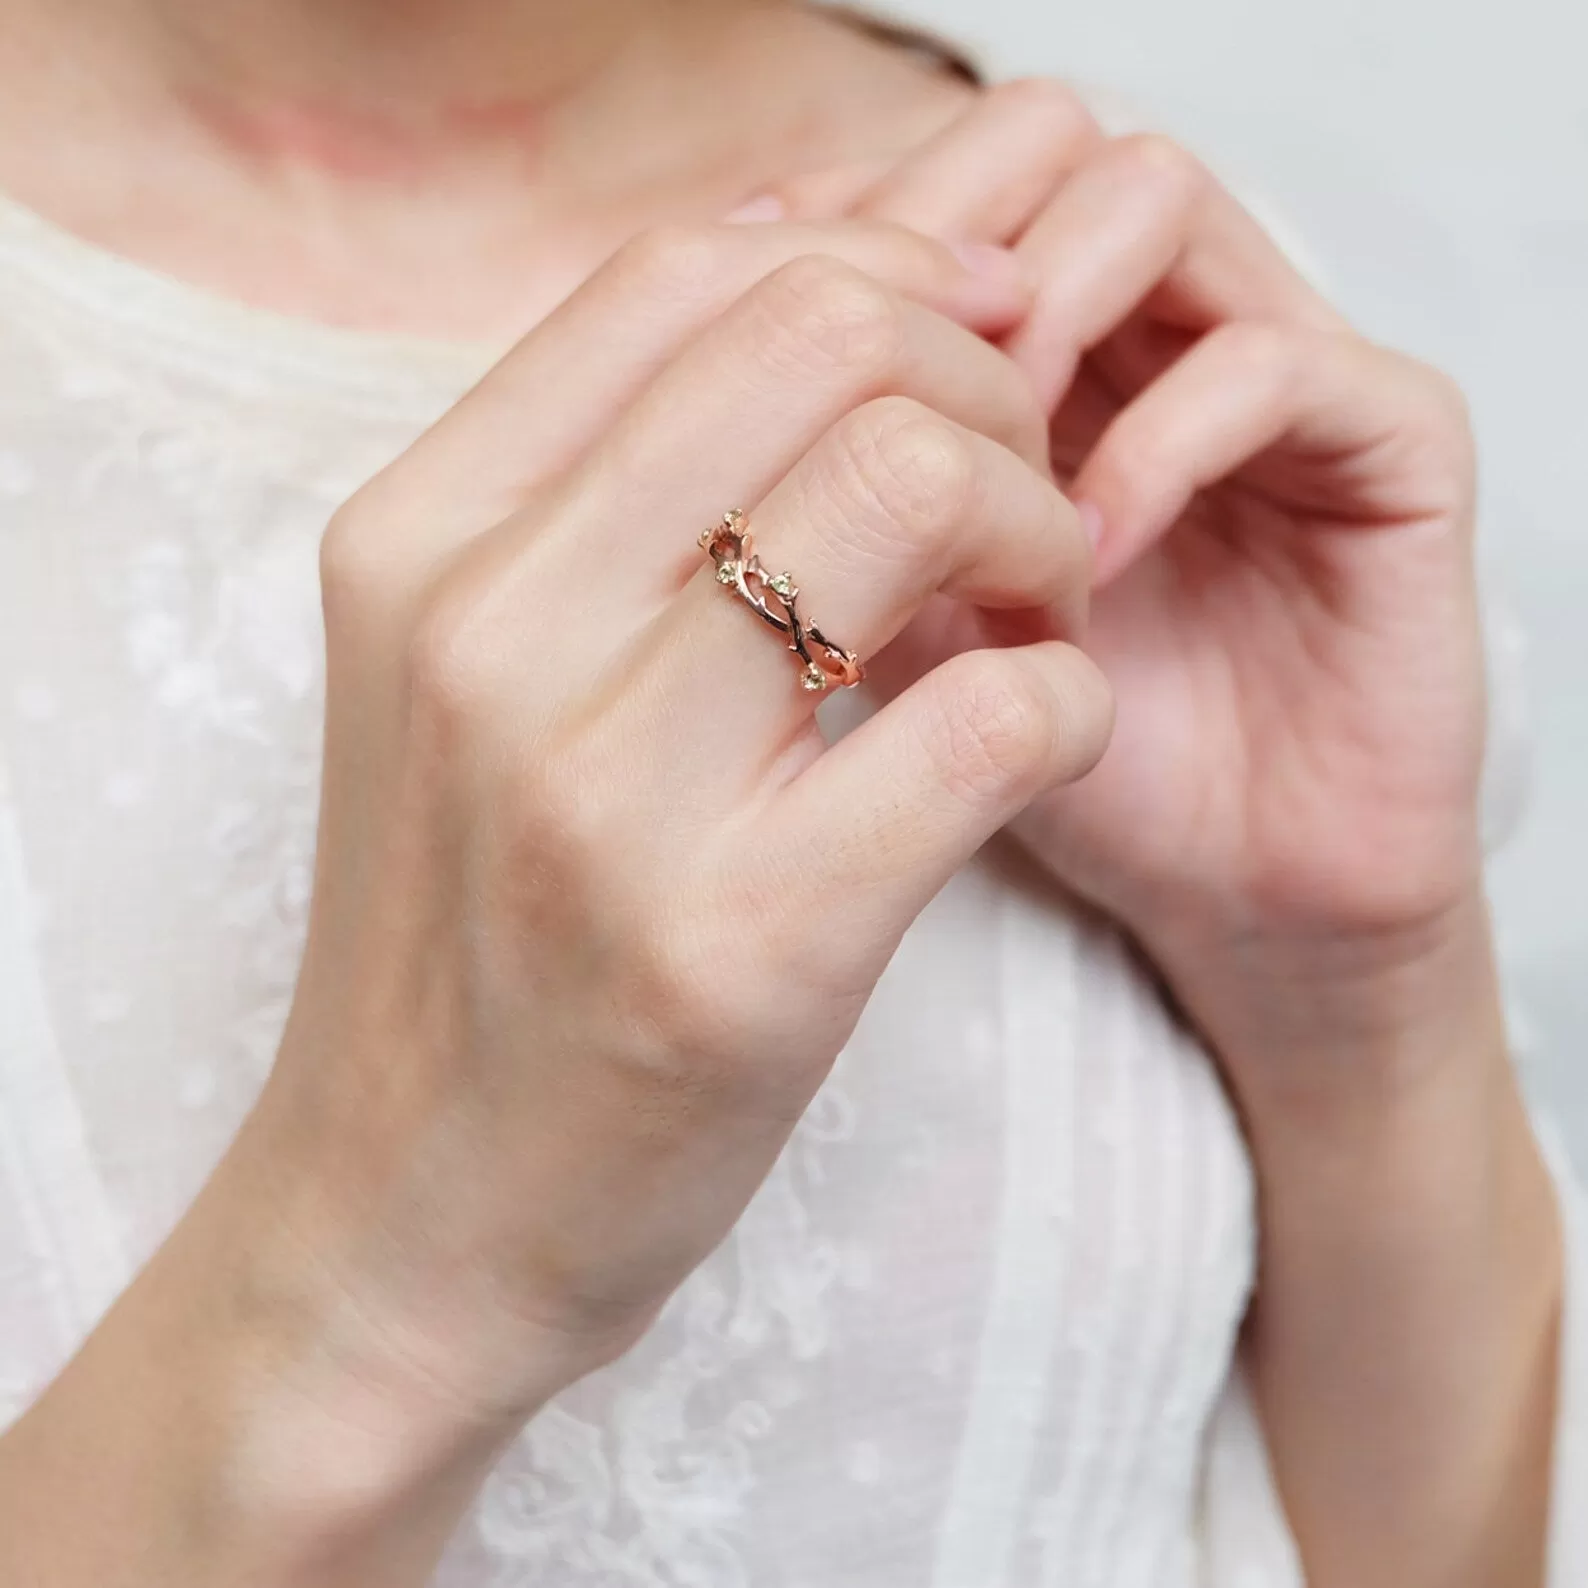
xmin=821 ymin=4 xmax=986 ymax=85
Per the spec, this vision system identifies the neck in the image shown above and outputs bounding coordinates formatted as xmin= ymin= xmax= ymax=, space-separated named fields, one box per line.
xmin=0 ymin=0 xmax=968 ymax=337
xmin=20 ymin=0 xmax=780 ymax=185
xmin=103 ymin=0 xmax=722 ymax=94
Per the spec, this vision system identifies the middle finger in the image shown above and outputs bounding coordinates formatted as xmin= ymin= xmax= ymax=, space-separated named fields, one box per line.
xmin=549 ymin=252 xmax=1051 ymax=611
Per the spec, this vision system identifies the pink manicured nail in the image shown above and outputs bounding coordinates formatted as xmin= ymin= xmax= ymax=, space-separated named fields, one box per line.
xmin=1076 ymin=501 xmax=1106 ymax=550
xmin=724 ymin=193 xmax=787 ymax=224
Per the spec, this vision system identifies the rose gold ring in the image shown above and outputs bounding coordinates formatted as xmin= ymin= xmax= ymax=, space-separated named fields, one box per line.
xmin=698 ymin=510 xmax=865 ymax=694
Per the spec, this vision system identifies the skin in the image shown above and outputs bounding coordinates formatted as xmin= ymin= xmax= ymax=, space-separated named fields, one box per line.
xmin=0 ymin=4 xmax=1562 ymax=1586
xmin=1 ymin=215 xmax=1107 ymax=1583
xmin=0 ymin=0 xmax=971 ymax=336
xmin=767 ymin=82 xmax=1563 ymax=1584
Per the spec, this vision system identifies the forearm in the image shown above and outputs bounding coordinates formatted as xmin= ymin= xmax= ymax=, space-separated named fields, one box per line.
xmin=0 ymin=1117 xmax=533 ymax=1586
xmin=1208 ymin=897 xmax=1562 ymax=1586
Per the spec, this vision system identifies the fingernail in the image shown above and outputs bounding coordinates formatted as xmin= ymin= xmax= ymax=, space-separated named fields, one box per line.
xmin=724 ymin=193 xmax=787 ymax=224
xmin=1076 ymin=501 xmax=1106 ymax=550
xmin=950 ymin=240 xmax=1026 ymax=283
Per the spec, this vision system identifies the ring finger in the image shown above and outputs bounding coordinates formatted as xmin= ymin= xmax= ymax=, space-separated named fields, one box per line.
xmin=467 ymin=257 xmax=1052 ymax=685
xmin=630 ymin=397 xmax=1091 ymax=796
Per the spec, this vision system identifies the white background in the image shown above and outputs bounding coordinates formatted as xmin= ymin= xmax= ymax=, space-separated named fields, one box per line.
xmin=894 ymin=0 xmax=1588 ymax=1162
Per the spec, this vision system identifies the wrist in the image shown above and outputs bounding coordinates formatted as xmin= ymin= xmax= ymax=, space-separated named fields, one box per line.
xmin=1228 ymin=935 xmax=1563 ymax=1588
xmin=1178 ymin=877 xmax=1566 ymax=1588
xmin=1144 ymin=881 xmax=1504 ymax=1118
xmin=1146 ymin=878 xmax=1562 ymax=1320
xmin=110 ymin=1107 xmax=572 ymax=1582
xmin=0 ymin=1123 xmax=527 ymax=1586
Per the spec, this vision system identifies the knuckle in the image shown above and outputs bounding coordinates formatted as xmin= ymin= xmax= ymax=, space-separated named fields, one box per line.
xmin=1402 ymin=356 xmax=1478 ymax=502
xmin=612 ymin=223 xmax=728 ymax=302
xmin=404 ymin=579 xmax=499 ymax=725
xmin=1212 ymin=320 xmax=1296 ymax=385
xmin=835 ymin=398 xmax=980 ymax=541
xmin=319 ymin=496 xmax=393 ymax=617
xmin=934 ymin=654 xmax=1057 ymax=807
xmin=755 ymin=255 xmax=905 ymax=380
xmin=762 ymin=169 xmax=837 ymax=218
xmin=1112 ymin=131 xmax=1209 ymax=200
xmin=1420 ymin=358 xmax=1475 ymax=432
xmin=992 ymin=76 xmax=1101 ymax=143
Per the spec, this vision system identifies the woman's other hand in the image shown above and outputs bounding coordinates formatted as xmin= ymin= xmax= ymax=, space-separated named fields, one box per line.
xmin=763 ymin=80 xmax=1490 ymax=1099
xmin=773 ymin=80 xmax=1560 ymax=1588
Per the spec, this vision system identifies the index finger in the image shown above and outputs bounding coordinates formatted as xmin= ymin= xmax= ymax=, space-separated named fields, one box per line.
xmin=345 ymin=220 xmax=1035 ymax=576
xmin=1003 ymin=132 xmax=1350 ymax=408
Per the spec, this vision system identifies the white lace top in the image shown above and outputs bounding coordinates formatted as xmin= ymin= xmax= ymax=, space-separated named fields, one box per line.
xmin=0 ymin=174 xmax=1582 ymax=1587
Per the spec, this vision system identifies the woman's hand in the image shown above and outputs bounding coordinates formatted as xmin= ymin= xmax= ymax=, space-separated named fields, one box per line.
xmin=761 ymin=80 xmax=1491 ymax=1094
xmin=0 ymin=217 xmax=1113 ymax=1588
xmin=757 ymin=81 xmax=1560 ymax=1588
xmin=280 ymin=214 xmax=1102 ymax=1431
xmin=250 ymin=222 xmax=1113 ymax=1556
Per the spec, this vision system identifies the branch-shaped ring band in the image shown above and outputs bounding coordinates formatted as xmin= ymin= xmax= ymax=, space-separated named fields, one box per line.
xmin=697 ymin=510 xmax=866 ymax=694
